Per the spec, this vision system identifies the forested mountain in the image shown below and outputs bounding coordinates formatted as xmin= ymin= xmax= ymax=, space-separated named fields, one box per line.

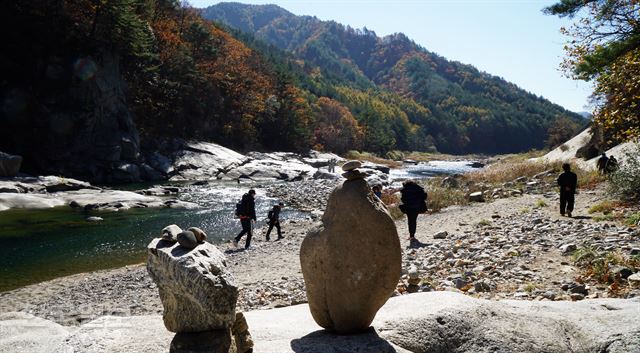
xmin=0 ymin=1 xmax=585 ymax=182
xmin=1 ymin=0 xmax=314 ymax=180
xmin=203 ymin=2 xmax=586 ymax=154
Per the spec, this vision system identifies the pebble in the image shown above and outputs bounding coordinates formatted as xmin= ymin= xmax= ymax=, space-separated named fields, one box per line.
xmin=433 ymin=231 xmax=448 ymax=239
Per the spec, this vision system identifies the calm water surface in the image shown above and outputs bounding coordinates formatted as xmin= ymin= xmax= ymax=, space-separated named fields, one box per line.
xmin=0 ymin=183 xmax=305 ymax=292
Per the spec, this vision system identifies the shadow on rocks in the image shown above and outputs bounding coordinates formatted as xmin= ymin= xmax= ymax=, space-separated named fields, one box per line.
xmin=170 ymin=330 xmax=234 ymax=353
xmin=408 ymin=239 xmax=428 ymax=249
xmin=570 ymin=215 xmax=592 ymax=220
xmin=290 ymin=328 xmax=397 ymax=353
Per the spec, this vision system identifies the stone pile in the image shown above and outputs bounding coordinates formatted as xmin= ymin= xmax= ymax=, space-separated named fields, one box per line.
xmin=148 ymin=225 xmax=253 ymax=353
xmin=300 ymin=160 xmax=401 ymax=333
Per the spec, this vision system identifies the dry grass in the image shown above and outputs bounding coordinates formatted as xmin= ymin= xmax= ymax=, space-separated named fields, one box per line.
xmin=423 ymin=178 xmax=468 ymax=212
xmin=576 ymin=169 xmax=606 ymax=189
xmin=463 ymin=159 xmax=604 ymax=191
xmin=588 ymin=200 xmax=619 ymax=215
xmin=493 ymin=150 xmax=547 ymax=163
xmin=464 ymin=160 xmax=560 ymax=184
xmin=535 ymin=199 xmax=548 ymax=208
xmin=343 ymin=151 xmax=402 ymax=168
xmin=402 ymin=151 xmax=448 ymax=162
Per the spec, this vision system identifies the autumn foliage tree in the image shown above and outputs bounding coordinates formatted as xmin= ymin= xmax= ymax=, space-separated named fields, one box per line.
xmin=545 ymin=0 xmax=640 ymax=144
xmin=313 ymin=97 xmax=364 ymax=153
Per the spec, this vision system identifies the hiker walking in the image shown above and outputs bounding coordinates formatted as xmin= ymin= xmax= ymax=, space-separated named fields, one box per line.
xmin=265 ymin=202 xmax=284 ymax=241
xmin=327 ymin=158 xmax=336 ymax=173
xmin=233 ymin=189 xmax=256 ymax=249
xmin=398 ymin=180 xmax=428 ymax=242
xmin=557 ymin=163 xmax=578 ymax=217
xmin=596 ymin=153 xmax=609 ymax=174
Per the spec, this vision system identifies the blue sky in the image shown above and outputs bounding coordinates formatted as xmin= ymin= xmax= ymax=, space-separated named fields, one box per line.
xmin=190 ymin=0 xmax=593 ymax=112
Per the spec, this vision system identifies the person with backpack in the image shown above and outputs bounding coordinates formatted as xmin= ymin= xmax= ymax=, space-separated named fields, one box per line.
xmin=265 ymin=202 xmax=284 ymax=241
xmin=233 ymin=189 xmax=256 ymax=249
xmin=606 ymin=155 xmax=619 ymax=174
xmin=398 ymin=180 xmax=428 ymax=243
xmin=596 ymin=153 xmax=609 ymax=174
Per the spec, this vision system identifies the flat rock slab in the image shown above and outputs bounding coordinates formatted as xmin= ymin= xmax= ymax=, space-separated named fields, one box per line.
xmin=0 ymin=312 xmax=72 ymax=353
xmin=0 ymin=189 xmax=198 ymax=212
xmin=1 ymin=292 xmax=639 ymax=352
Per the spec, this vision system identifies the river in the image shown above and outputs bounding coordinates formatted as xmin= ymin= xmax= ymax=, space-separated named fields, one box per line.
xmin=0 ymin=161 xmax=480 ymax=292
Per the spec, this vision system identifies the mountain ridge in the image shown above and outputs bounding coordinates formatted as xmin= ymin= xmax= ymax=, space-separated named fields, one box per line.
xmin=202 ymin=2 xmax=585 ymax=154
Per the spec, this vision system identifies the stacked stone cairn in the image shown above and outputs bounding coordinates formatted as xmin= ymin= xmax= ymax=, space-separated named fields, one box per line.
xmin=300 ymin=160 xmax=402 ymax=333
xmin=148 ymin=225 xmax=253 ymax=353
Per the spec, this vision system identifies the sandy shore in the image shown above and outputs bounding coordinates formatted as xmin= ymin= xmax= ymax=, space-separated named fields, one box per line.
xmin=1 ymin=181 xmax=639 ymax=327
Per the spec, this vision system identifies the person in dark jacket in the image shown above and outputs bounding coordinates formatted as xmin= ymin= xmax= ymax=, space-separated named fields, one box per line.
xmin=557 ymin=163 xmax=578 ymax=217
xmin=265 ymin=202 xmax=284 ymax=241
xmin=233 ymin=189 xmax=256 ymax=249
xmin=596 ymin=153 xmax=609 ymax=174
xmin=399 ymin=180 xmax=428 ymax=241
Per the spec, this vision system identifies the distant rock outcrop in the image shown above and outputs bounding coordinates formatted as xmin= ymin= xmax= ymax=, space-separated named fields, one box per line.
xmin=538 ymin=128 xmax=639 ymax=171
xmin=300 ymin=162 xmax=401 ymax=333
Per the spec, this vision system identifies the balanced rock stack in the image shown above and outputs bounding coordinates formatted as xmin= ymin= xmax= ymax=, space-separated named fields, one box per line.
xmin=161 ymin=224 xmax=208 ymax=249
xmin=148 ymin=225 xmax=252 ymax=353
xmin=300 ymin=160 xmax=401 ymax=333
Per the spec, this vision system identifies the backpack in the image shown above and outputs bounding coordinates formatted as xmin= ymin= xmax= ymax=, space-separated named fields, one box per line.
xmin=267 ymin=210 xmax=274 ymax=220
xmin=235 ymin=200 xmax=245 ymax=218
xmin=420 ymin=189 xmax=428 ymax=213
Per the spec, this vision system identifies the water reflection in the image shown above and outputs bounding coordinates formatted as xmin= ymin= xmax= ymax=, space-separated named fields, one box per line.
xmin=0 ymin=182 xmax=305 ymax=292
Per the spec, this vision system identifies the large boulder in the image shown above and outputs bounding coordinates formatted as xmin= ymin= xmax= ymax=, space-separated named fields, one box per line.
xmin=300 ymin=175 xmax=401 ymax=333
xmin=2 ymin=293 xmax=639 ymax=353
xmin=146 ymin=238 xmax=238 ymax=332
xmin=170 ymin=141 xmax=246 ymax=180
xmin=231 ymin=153 xmax=316 ymax=181
xmin=0 ymin=152 xmax=22 ymax=177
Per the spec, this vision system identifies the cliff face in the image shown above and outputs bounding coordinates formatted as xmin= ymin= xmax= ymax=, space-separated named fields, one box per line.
xmin=1 ymin=52 xmax=140 ymax=183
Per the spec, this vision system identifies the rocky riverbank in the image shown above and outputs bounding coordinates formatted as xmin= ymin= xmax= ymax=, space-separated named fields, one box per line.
xmin=2 ymin=178 xmax=638 ymax=328
xmin=0 ymin=142 xmax=390 ymax=213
